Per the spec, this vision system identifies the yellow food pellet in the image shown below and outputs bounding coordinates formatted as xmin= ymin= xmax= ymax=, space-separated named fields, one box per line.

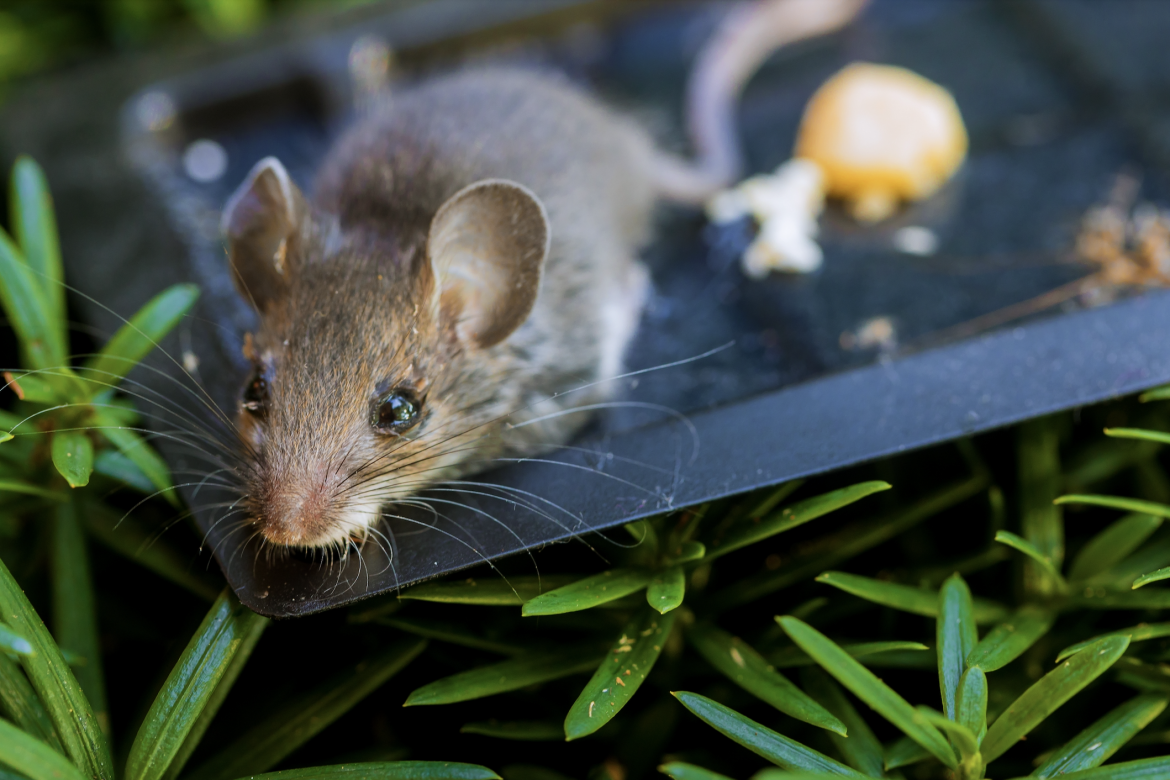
xmin=795 ymin=62 xmax=967 ymax=223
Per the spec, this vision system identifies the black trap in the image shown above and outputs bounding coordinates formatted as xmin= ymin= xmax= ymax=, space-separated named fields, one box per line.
xmin=18 ymin=0 xmax=1170 ymax=616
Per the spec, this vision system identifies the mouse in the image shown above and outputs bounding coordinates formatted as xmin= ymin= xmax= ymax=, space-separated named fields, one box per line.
xmin=219 ymin=0 xmax=867 ymax=551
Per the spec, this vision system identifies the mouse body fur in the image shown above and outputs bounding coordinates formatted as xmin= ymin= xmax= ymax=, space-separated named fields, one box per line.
xmin=221 ymin=0 xmax=867 ymax=550
xmin=227 ymin=69 xmax=655 ymax=548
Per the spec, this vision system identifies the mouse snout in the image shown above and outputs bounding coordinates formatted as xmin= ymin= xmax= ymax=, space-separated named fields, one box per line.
xmin=250 ymin=460 xmax=378 ymax=548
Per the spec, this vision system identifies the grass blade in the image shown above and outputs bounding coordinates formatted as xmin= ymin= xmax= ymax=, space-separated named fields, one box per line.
xmin=966 ymin=607 xmax=1054 ymax=672
xmin=0 ymin=479 xmax=66 ymax=501
xmin=915 ymin=706 xmax=977 ymax=760
xmin=400 ymin=575 xmax=578 ymax=605
xmin=1104 ymin=427 xmax=1170 ymax=445
xmin=665 ymin=541 xmax=705 ymax=565
xmin=981 ymin=635 xmax=1130 ymax=762
xmin=225 ymin=763 xmax=502 ymax=780
xmin=160 ymin=603 xmax=268 ymax=780
xmin=687 ymin=623 xmax=845 ymax=736
xmin=84 ymin=284 xmax=199 ymax=387
xmin=10 ymin=157 xmax=65 ymax=346
xmin=0 ymin=717 xmax=89 ymax=780
xmin=936 ymin=574 xmax=977 ymax=720
xmin=657 ymin=762 xmax=734 ymax=780
xmin=701 ymin=481 xmax=890 ymax=561
xmin=883 ymin=735 xmax=930 ymax=770
xmin=0 ymin=555 xmax=112 ymax=780
xmin=646 ymin=566 xmax=685 ymax=614
xmin=994 ymin=531 xmax=1067 ymax=591
xmin=459 ymin=721 xmax=564 ymax=741
xmin=814 ymin=571 xmax=940 ymax=616
xmin=1073 ymin=588 xmax=1170 ymax=610
xmin=1140 ymin=385 xmax=1170 ymax=402
xmin=1032 ymin=693 xmax=1168 ymax=778
xmin=801 ymin=667 xmax=885 ymax=777
xmin=125 ymin=590 xmax=269 ymax=780
xmin=776 ymin=616 xmax=956 ymax=769
xmin=185 ymin=639 xmax=426 ymax=780
xmin=1027 ymin=756 xmax=1170 ymax=779
xmin=404 ymin=647 xmax=602 ymax=706
xmin=1132 ymin=567 xmax=1170 ymax=589
xmin=671 ymin=691 xmax=867 ymax=777
xmin=0 ymin=652 xmax=63 ymax=752
xmin=753 ymin=773 xmax=857 ymax=780
xmin=1055 ymin=494 xmax=1170 ymax=518
xmin=375 ymin=617 xmax=523 ymax=655
xmin=91 ymin=450 xmax=154 ymax=494
xmin=0 ymin=227 xmax=63 ymax=370
xmin=815 ymin=571 xmax=1007 ymax=624
xmin=92 ymin=417 xmax=177 ymax=505
xmin=565 ymin=607 xmax=675 ymax=740
xmin=1018 ymin=418 xmax=1065 ymax=596
xmin=956 ymin=666 xmax=987 ymax=744
xmin=0 ymin=621 xmax=32 ymax=656
xmin=1056 ymin=622 xmax=1170 ymax=663
xmin=50 ymin=500 xmax=107 ymax=734
xmin=1069 ymin=513 xmax=1162 ymax=583
xmin=709 ymin=476 xmax=987 ymax=609
xmin=522 ymin=569 xmax=652 ymax=616
xmin=769 ymin=641 xmax=930 ymax=669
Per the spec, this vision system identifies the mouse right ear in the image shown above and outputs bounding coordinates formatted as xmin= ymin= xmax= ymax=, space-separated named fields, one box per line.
xmin=222 ymin=157 xmax=306 ymax=312
xmin=426 ymin=179 xmax=550 ymax=349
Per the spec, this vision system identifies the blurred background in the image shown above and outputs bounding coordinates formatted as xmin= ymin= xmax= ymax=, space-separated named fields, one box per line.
xmin=0 ymin=0 xmax=377 ymax=93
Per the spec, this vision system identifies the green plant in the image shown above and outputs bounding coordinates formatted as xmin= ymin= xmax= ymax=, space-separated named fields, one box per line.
xmin=0 ymin=157 xmax=499 ymax=780
xmin=5 ymin=153 xmax=1170 ymax=780
xmin=349 ymin=415 xmax=1170 ymax=780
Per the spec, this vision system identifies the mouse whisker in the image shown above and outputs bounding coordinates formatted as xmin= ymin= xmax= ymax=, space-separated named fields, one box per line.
xmin=44 ymin=274 xmax=245 ymax=437
xmin=360 ymin=524 xmax=399 ymax=580
xmin=77 ymin=358 xmax=245 ymax=438
xmin=380 ymin=503 xmax=525 ymax=602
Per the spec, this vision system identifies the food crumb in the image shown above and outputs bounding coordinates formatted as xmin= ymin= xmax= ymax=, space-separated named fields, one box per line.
xmin=840 ymin=316 xmax=897 ymax=352
xmin=892 ymin=226 xmax=939 ymax=256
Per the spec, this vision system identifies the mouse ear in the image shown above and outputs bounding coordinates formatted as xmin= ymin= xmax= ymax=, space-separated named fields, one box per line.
xmin=426 ymin=179 xmax=550 ymax=349
xmin=222 ymin=157 xmax=307 ymax=313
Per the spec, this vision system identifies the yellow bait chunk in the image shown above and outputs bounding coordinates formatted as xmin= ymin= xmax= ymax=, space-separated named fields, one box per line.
xmin=795 ymin=62 xmax=968 ymax=222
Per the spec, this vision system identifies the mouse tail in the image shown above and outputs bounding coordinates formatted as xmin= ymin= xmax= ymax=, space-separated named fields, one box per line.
xmin=653 ymin=0 xmax=868 ymax=205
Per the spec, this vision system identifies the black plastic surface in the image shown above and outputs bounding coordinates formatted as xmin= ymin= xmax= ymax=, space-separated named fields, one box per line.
xmin=90 ymin=0 xmax=1170 ymax=615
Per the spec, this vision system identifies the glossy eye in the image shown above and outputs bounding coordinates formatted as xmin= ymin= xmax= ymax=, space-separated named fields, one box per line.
xmin=242 ymin=370 xmax=267 ymax=415
xmin=373 ymin=389 xmax=422 ymax=434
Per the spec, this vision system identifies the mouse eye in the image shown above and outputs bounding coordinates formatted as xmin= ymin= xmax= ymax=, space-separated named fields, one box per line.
xmin=242 ymin=370 xmax=267 ymax=416
xmin=373 ymin=389 xmax=422 ymax=435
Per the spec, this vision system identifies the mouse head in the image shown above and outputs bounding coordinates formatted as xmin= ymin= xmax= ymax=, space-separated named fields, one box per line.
xmin=221 ymin=157 xmax=549 ymax=550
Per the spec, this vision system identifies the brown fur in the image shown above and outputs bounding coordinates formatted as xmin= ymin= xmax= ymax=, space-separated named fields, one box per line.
xmin=223 ymin=0 xmax=868 ymax=549
xmin=227 ymin=69 xmax=656 ymax=548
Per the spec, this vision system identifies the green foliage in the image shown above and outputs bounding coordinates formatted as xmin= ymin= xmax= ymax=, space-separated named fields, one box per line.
xmin=522 ymin=569 xmax=654 ymax=616
xmin=0 ymin=157 xmax=195 ymax=507
xmin=687 ymin=623 xmax=845 ymax=736
xmin=1 ymin=156 xmax=1170 ymax=780
xmin=126 ymin=590 xmax=269 ymax=780
xmin=1032 ymin=694 xmax=1168 ymax=778
xmin=184 ymin=639 xmax=428 ymax=780
xmin=670 ymin=692 xmax=865 ymax=777
xmin=565 ymin=608 xmax=676 ymax=739
xmin=404 ymin=648 xmax=604 ymax=707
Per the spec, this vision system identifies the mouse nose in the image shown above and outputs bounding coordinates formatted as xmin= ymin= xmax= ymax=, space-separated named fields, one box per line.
xmin=253 ymin=464 xmax=338 ymax=547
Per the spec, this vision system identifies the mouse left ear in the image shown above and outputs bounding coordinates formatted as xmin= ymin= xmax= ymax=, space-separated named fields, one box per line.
xmin=425 ymin=179 xmax=550 ymax=349
xmin=222 ymin=157 xmax=308 ymax=313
